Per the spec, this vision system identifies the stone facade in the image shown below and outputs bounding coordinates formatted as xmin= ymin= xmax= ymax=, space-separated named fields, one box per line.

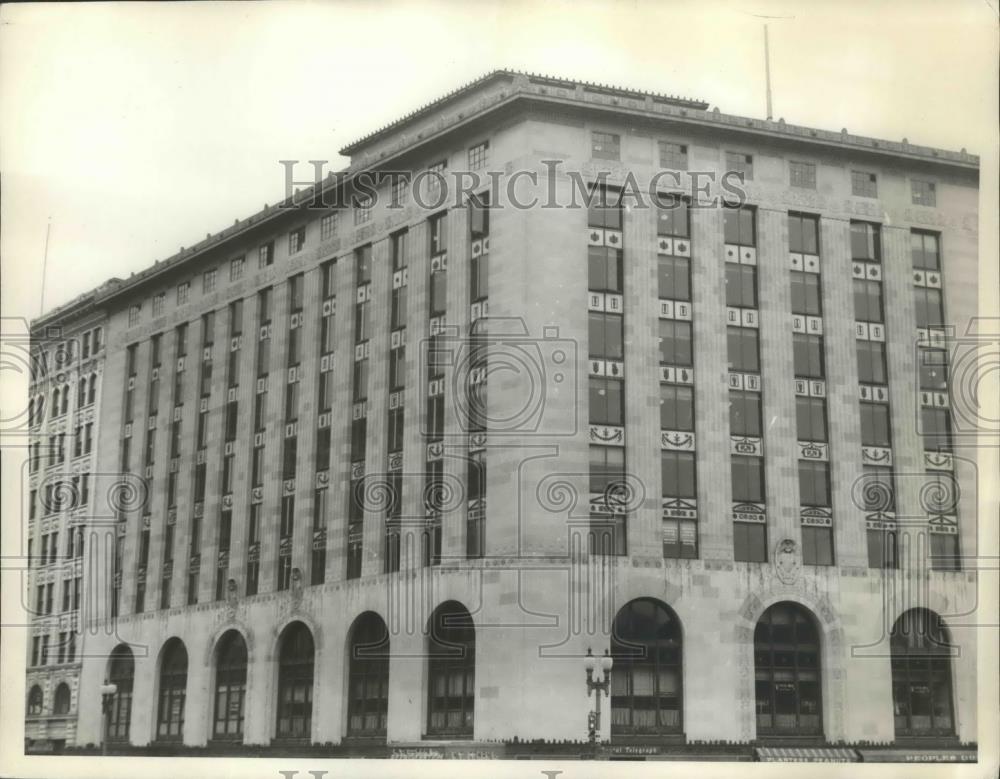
xmin=28 ymin=71 xmax=979 ymax=754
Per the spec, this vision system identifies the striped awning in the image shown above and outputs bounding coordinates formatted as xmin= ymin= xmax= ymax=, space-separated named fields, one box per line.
xmin=756 ymin=747 xmax=859 ymax=762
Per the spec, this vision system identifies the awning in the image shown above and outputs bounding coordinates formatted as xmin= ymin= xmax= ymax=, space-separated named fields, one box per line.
xmin=756 ymin=747 xmax=859 ymax=762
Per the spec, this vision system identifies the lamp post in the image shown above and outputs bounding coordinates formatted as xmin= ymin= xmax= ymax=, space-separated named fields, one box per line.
xmin=584 ymin=648 xmax=613 ymax=757
xmin=99 ymin=683 xmax=117 ymax=756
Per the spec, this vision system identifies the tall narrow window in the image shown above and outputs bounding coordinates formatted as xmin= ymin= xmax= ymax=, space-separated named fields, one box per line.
xmin=276 ymin=622 xmax=314 ymax=740
xmin=891 ymin=609 xmax=955 ymax=737
xmin=156 ymin=639 xmax=188 ymax=741
xmin=107 ymin=645 xmax=135 ymax=742
xmin=212 ymin=630 xmax=247 ymax=741
xmin=427 ymin=601 xmax=475 ymax=738
xmin=610 ymin=598 xmax=683 ymax=735
xmin=347 ymin=612 xmax=390 ymax=738
xmin=754 ymin=602 xmax=823 ymax=736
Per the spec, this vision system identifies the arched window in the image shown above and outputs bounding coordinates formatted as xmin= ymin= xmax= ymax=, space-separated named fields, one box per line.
xmin=35 ymin=396 xmax=45 ymax=425
xmin=754 ymin=602 xmax=823 ymax=736
xmin=156 ymin=638 xmax=188 ymax=741
xmin=212 ymin=630 xmax=248 ymax=740
xmin=51 ymin=388 xmax=60 ymax=417
xmin=26 ymin=685 xmax=43 ymax=715
xmin=53 ymin=682 xmax=71 ymax=715
xmin=347 ymin=612 xmax=390 ymax=737
xmin=891 ymin=608 xmax=955 ymax=736
xmin=427 ymin=601 xmax=475 ymax=738
xmin=61 ymin=384 xmax=69 ymax=415
xmin=276 ymin=621 xmax=314 ymax=740
xmin=107 ymin=645 xmax=134 ymax=742
xmin=78 ymin=379 xmax=87 ymax=408
xmin=88 ymin=373 xmax=97 ymax=404
xmin=610 ymin=598 xmax=683 ymax=735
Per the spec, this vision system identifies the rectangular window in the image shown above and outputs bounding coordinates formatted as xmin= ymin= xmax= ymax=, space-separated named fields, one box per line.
xmin=725 ymin=263 xmax=758 ymax=308
xmin=259 ymin=241 xmax=274 ymax=268
xmin=282 ymin=436 xmax=297 ymax=480
xmin=470 ymin=252 xmax=488 ymax=302
xmin=285 ymin=380 xmax=299 ymax=421
xmin=588 ymin=185 xmax=622 ymax=230
xmin=788 ymin=213 xmax=820 ymax=255
xmin=426 ymin=395 xmax=444 ymax=441
xmin=318 ymin=371 xmax=334 ymax=413
xmin=657 ymin=254 xmax=690 ymax=301
xmin=725 ymin=151 xmax=753 ymax=181
xmin=655 ymin=192 xmax=690 ymax=238
xmin=723 ymin=206 xmax=756 ymax=246
xmin=860 ymin=401 xmax=892 ymax=447
xmin=867 ymin=527 xmax=898 ymax=568
xmin=802 ymin=526 xmax=834 ymax=566
xmin=587 ymin=246 xmax=622 ymax=293
xmin=352 ymin=359 xmax=368 ymax=402
xmin=429 ymin=270 xmax=447 ymax=317
xmin=589 ymin=377 xmax=624 ymax=427
xmin=930 ymin=533 xmax=960 ymax=571
xmin=921 ymin=407 xmax=953 ymax=452
xmin=856 ymin=340 xmax=888 ymax=384
xmin=350 ymin=417 xmax=367 ymax=463
xmin=911 ymin=180 xmax=937 ymax=207
xmin=727 ymin=327 xmax=760 ymax=373
xmin=468 ymin=141 xmax=489 ymax=171
xmin=659 ymin=383 xmax=694 ymax=431
xmin=731 ymin=455 xmax=765 ymax=503
xmin=354 ymin=196 xmax=372 ymax=226
xmin=391 ymin=286 xmax=408 ymax=330
xmin=657 ymin=320 xmax=693 ymax=366
xmin=152 ymin=293 xmax=165 ymax=317
xmin=793 ymin=334 xmax=825 ymax=379
xmin=429 ymin=213 xmax=447 ymax=256
xmin=469 ymin=191 xmax=490 ymax=238
xmin=387 ymin=407 xmax=405 ymax=453
xmin=355 ymin=244 xmax=372 ymax=286
xmin=798 ymin=461 xmax=830 ymax=507
xmin=203 ymin=268 xmax=217 ymax=293
xmin=658 ymin=140 xmax=688 ymax=170
xmin=851 ymin=170 xmax=878 ymax=198
xmin=230 ymin=256 xmax=245 ymax=281
xmin=729 ymin=390 xmax=762 ymax=437
xmin=589 ymin=312 xmax=625 ymax=361
xmin=391 ymin=230 xmax=408 ymax=271
xmin=391 ymin=175 xmax=410 ymax=209
xmin=354 ymin=299 xmax=371 ymax=343
xmin=911 ymin=230 xmax=941 ymax=271
xmin=288 ymin=226 xmax=306 ymax=254
xmin=176 ymin=282 xmax=190 ymax=305
xmin=790 ymin=271 xmax=822 ymax=316
xmin=918 ymin=347 xmax=949 ymax=391
xmin=320 ymin=213 xmax=337 ymax=241
xmin=128 ymin=305 xmax=141 ymax=327
xmin=733 ymin=522 xmax=767 ymax=563
xmin=789 ymin=161 xmax=816 ymax=189
xmin=389 ymin=347 xmax=406 ymax=391
xmin=588 ymin=445 xmax=625 ymax=494
xmin=850 ymin=221 xmax=882 ymax=261
xmin=796 ymin=397 xmax=828 ymax=442
xmin=661 ymin=451 xmax=696 ymax=498
xmin=591 ymin=131 xmax=620 ymax=161
xmin=914 ymin=287 xmax=945 ymax=329
xmin=853 ymin=279 xmax=884 ymax=323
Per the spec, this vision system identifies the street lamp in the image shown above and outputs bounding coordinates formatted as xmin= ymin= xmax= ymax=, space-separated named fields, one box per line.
xmin=99 ymin=683 xmax=117 ymax=756
xmin=584 ymin=648 xmax=613 ymax=755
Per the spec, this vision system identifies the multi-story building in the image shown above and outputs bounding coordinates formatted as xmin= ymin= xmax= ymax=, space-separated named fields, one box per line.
xmin=25 ymin=287 xmax=112 ymax=752
xmin=32 ymin=70 xmax=979 ymax=760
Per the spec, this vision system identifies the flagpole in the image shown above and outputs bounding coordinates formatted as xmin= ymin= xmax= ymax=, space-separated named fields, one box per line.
xmin=764 ymin=24 xmax=773 ymax=121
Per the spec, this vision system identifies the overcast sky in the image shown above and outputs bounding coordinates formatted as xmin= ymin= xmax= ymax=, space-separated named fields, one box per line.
xmin=1 ymin=0 xmax=996 ymax=321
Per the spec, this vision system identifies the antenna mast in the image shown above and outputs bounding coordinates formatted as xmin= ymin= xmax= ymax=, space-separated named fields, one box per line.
xmin=764 ymin=24 xmax=773 ymax=121
xmin=40 ymin=217 xmax=52 ymax=315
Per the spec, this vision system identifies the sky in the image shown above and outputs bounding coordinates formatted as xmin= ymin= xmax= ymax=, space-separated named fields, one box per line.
xmin=1 ymin=0 xmax=997 ymax=321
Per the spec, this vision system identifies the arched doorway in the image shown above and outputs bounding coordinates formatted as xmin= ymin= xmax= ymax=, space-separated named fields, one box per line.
xmin=212 ymin=630 xmax=248 ymax=741
xmin=754 ymin=601 xmax=823 ymax=737
xmin=891 ymin=608 xmax=955 ymax=736
xmin=106 ymin=644 xmax=134 ymax=743
xmin=156 ymin=638 xmax=188 ymax=741
xmin=275 ymin=621 xmax=314 ymax=740
xmin=610 ymin=597 xmax=683 ymax=737
xmin=346 ymin=612 xmax=390 ymax=738
xmin=26 ymin=685 xmax=43 ymax=716
xmin=426 ymin=601 xmax=475 ymax=738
